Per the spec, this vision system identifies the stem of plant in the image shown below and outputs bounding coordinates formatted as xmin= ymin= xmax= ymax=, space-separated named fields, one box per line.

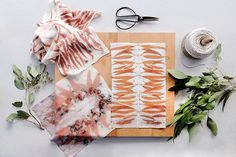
xmin=26 ymin=119 xmax=44 ymax=130
xmin=25 ymin=89 xmax=44 ymax=130
xmin=28 ymin=109 xmax=44 ymax=130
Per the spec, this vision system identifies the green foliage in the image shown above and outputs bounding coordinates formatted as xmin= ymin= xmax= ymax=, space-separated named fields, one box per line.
xmin=214 ymin=44 xmax=222 ymax=63
xmin=28 ymin=92 xmax=35 ymax=105
xmin=14 ymin=78 xmax=25 ymax=90
xmin=12 ymin=101 xmax=23 ymax=108
xmin=207 ymin=117 xmax=218 ymax=136
xmin=6 ymin=111 xmax=30 ymax=122
xmin=168 ymin=70 xmax=189 ymax=79
xmin=7 ymin=63 xmax=53 ymax=130
xmin=6 ymin=113 xmax=19 ymax=122
xmin=16 ymin=110 xmax=30 ymax=119
xmin=167 ymin=69 xmax=235 ymax=141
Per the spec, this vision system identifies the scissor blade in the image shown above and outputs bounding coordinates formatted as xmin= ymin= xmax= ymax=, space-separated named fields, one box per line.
xmin=141 ymin=16 xmax=159 ymax=21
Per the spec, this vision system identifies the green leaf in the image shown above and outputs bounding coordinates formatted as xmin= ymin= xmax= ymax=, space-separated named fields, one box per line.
xmin=6 ymin=113 xmax=19 ymax=122
xmin=190 ymin=112 xmax=206 ymax=123
xmin=12 ymin=64 xmax=23 ymax=78
xmin=175 ymin=99 xmax=193 ymax=115
xmin=196 ymin=95 xmax=210 ymax=106
xmin=223 ymin=76 xmax=234 ymax=80
xmin=27 ymin=65 xmax=39 ymax=78
xmin=185 ymin=76 xmax=201 ymax=87
xmin=168 ymin=79 xmax=189 ymax=93
xmin=208 ymin=91 xmax=224 ymax=102
xmin=222 ymin=90 xmax=234 ymax=111
xmin=204 ymin=101 xmax=215 ymax=110
xmin=202 ymin=71 xmax=218 ymax=79
xmin=202 ymin=72 xmax=212 ymax=76
xmin=17 ymin=110 xmax=30 ymax=119
xmin=12 ymin=101 xmax=23 ymax=108
xmin=214 ymin=44 xmax=222 ymax=62
xmin=173 ymin=119 xmax=187 ymax=139
xmin=202 ymin=76 xmax=215 ymax=83
xmin=28 ymin=93 xmax=35 ymax=105
xmin=207 ymin=117 xmax=217 ymax=136
xmin=190 ymin=76 xmax=201 ymax=82
xmin=14 ymin=78 xmax=25 ymax=90
xmin=187 ymin=123 xmax=196 ymax=142
xmin=168 ymin=70 xmax=188 ymax=79
xmin=167 ymin=113 xmax=184 ymax=127
xmin=185 ymin=81 xmax=200 ymax=87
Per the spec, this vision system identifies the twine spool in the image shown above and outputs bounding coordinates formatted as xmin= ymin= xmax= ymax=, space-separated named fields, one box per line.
xmin=182 ymin=28 xmax=218 ymax=59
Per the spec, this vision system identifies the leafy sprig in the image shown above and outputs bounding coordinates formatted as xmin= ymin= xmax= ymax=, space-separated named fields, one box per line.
xmin=167 ymin=69 xmax=235 ymax=141
xmin=6 ymin=64 xmax=53 ymax=130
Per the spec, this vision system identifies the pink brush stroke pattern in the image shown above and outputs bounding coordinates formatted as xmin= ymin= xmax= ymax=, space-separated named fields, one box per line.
xmin=31 ymin=0 xmax=109 ymax=76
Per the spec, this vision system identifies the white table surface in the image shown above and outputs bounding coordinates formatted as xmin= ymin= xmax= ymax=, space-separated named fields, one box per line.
xmin=1 ymin=0 xmax=236 ymax=157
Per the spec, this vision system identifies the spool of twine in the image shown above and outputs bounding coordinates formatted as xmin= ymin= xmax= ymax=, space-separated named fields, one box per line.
xmin=182 ymin=28 xmax=218 ymax=59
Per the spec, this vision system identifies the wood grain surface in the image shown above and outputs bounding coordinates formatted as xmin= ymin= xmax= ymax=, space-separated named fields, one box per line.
xmin=55 ymin=32 xmax=175 ymax=137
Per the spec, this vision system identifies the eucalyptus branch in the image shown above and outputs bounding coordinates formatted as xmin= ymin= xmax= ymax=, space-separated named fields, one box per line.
xmin=25 ymin=89 xmax=44 ymax=130
xmin=167 ymin=69 xmax=235 ymax=141
xmin=6 ymin=63 xmax=53 ymax=130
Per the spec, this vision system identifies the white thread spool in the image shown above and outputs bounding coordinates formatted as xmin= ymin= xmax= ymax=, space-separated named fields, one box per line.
xmin=182 ymin=28 xmax=218 ymax=59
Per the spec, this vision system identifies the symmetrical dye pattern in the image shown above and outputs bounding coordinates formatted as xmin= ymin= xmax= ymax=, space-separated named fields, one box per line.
xmin=32 ymin=67 xmax=112 ymax=157
xmin=111 ymin=43 xmax=167 ymax=128
xmin=31 ymin=0 xmax=109 ymax=76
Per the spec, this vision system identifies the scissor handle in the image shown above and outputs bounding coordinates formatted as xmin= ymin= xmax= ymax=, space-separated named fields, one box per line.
xmin=115 ymin=19 xmax=137 ymax=30
xmin=116 ymin=7 xmax=137 ymax=17
xmin=115 ymin=7 xmax=139 ymax=30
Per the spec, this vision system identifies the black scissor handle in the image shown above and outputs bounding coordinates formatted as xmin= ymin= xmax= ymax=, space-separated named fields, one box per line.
xmin=115 ymin=19 xmax=137 ymax=30
xmin=116 ymin=7 xmax=137 ymax=17
xmin=115 ymin=7 xmax=139 ymax=30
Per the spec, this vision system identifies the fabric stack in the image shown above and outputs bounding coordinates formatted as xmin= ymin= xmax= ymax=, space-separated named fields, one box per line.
xmin=31 ymin=0 xmax=113 ymax=156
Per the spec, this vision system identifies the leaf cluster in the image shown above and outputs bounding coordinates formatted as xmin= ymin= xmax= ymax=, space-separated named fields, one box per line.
xmin=7 ymin=64 xmax=52 ymax=127
xmin=167 ymin=69 xmax=235 ymax=141
xmin=13 ymin=63 xmax=52 ymax=91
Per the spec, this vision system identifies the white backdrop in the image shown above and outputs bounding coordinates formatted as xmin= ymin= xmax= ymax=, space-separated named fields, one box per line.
xmin=1 ymin=0 xmax=236 ymax=157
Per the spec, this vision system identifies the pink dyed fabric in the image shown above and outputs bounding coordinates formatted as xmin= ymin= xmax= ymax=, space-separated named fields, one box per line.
xmin=32 ymin=67 xmax=113 ymax=157
xmin=31 ymin=0 xmax=109 ymax=76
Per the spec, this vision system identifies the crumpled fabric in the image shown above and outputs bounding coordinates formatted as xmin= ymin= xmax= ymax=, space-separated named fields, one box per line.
xmin=31 ymin=0 xmax=109 ymax=76
xmin=32 ymin=66 xmax=113 ymax=157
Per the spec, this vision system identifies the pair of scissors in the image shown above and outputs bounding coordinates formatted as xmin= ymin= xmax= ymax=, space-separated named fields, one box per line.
xmin=115 ymin=7 xmax=159 ymax=30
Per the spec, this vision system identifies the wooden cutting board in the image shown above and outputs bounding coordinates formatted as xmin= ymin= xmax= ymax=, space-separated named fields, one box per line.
xmin=55 ymin=32 xmax=175 ymax=137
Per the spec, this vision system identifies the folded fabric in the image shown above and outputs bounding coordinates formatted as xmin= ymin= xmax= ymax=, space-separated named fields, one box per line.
xmin=32 ymin=67 xmax=113 ymax=157
xmin=31 ymin=0 xmax=109 ymax=76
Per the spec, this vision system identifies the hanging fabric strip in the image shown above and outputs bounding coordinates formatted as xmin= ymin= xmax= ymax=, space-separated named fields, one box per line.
xmin=31 ymin=0 xmax=109 ymax=76
xmin=111 ymin=43 xmax=167 ymax=128
xmin=32 ymin=67 xmax=113 ymax=157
